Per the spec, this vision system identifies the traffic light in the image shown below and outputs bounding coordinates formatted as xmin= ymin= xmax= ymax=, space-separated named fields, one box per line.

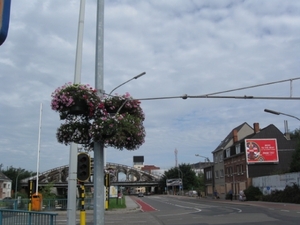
xmin=77 ymin=153 xmax=91 ymax=182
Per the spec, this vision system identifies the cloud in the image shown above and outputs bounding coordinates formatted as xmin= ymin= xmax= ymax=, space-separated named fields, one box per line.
xmin=0 ymin=0 xmax=299 ymax=172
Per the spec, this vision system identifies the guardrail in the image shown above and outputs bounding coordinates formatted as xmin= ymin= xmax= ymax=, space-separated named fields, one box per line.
xmin=0 ymin=209 xmax=57 ymax=225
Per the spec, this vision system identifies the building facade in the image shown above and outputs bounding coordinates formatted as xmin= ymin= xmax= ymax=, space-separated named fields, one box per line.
xmin=223 ymin=123 xmax=296 ymax=199
xmin=0 ymin=171 xmax=12 ymax=199
xmin=211 ymin=122 xmax=254 ymax=199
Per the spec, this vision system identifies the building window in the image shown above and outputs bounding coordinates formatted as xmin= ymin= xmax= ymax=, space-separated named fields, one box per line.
xmin=226 ymin=148 xmax=230 ymax=158
xmin=219 ymin=153 xmax=223 ymax=162
xmin=206 ymin=170 xmax=212 ymax=180
xmin=220 ymin=169 xmax=224 ymax=177
xmin=240 ymin=164 xmax=244 ymax=174
xmin=235 ymin=144 xmax=241 ymax=154
xmin=236 ymin=165 xmax=240 ymax=174
xmin=215 ymin=170 xmax=219 ymax=178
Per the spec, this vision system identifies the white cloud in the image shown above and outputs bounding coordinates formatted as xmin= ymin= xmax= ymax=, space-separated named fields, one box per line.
xmin=0 ymin=0 xmax=299 ymax=172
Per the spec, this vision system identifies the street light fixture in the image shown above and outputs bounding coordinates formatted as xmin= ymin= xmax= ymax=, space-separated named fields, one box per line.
xmin=15 ymin=170 xmax=24 ymax=209
xmin=108 ymin=72 xmax=146 ymax=95
xmin=264 ymin=109 xmax=300 ymax=121
xmin=177 ymin=168 xmax=183 ymax=195
xmin=104 ymin=71 xmax=147 ymax=166
xmin=195 ymin=154 xmax=210 ymax=162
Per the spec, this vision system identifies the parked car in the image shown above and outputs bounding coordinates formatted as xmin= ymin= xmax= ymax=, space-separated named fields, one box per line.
xmin=188 ymin=190 xmax=198 ymax=197
xmin=138 ymin=192 xmax=144 ymax=197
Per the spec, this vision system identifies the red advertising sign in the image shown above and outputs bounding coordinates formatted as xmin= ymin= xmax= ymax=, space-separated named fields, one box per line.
xmin=245 ymin=139 xmax=279 ymax=164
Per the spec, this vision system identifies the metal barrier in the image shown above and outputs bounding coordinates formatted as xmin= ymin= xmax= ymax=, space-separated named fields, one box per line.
xmin=0 ymin=198 xmax=94 ymax=211
xmin=0 ymin=209 xmax=57 ymax=225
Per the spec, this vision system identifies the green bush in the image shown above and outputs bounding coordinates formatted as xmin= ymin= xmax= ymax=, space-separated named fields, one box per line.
xmin=261 ymin=184 xmax=300 ymax=204
xmin=244 ymin=185 xmax=262 ymax=201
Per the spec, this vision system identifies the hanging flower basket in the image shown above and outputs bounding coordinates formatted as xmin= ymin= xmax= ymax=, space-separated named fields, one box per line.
xmin=91 ymin=111 xmax=145 ymax=150
xmin=51 ymin=83 xmax=100 ymax=120
xmin=102 ymin=93 xmax=145 ymax=120
xmin=56 ymin=121 xmax=92 ymax=146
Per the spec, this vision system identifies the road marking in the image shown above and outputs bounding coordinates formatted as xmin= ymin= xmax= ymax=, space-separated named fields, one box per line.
xmin=281 ymin=210 xmax=290 ymax=212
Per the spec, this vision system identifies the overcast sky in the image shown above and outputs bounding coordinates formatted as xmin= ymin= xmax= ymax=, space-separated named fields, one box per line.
xmin=1 ymin=0 xmax=300 ymax=174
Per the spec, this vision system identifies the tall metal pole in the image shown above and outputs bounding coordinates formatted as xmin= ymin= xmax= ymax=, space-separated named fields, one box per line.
xmin=67 ymin=0 xmax=86 ymax=225
xmin=94 ymin=0 xmax=105 ymax=224
xmin=36 ymin=103 xmax=42 ymax=195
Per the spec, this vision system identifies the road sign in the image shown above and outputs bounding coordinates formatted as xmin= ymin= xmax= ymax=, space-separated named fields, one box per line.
xmin=0 ymin=0 xmax=11 ymax=45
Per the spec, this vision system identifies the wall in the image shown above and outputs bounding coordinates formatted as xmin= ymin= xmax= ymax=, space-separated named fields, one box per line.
xmin=252 ymin=172 xmax=300 ymax=195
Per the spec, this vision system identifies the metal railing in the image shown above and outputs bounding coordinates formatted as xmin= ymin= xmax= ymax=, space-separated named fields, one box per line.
xmin=0 ymin=209 xmax=57 ymax=225
xmin=0 ymin=198 xmax=94 ymax=211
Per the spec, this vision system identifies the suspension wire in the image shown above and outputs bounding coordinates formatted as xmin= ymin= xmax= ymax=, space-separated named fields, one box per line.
xmin=135 ymin=77 xmax=300 ymax=101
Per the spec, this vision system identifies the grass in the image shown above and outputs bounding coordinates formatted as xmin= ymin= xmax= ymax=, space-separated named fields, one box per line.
xmin=108 ymin=196 xmax=126 ymax=209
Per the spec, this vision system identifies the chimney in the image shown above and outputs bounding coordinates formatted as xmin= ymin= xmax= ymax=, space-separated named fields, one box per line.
xmin=253 ymin=123 xmax=260 ymax=133
xmin=232 ymin=129 xmax=238 ymax=143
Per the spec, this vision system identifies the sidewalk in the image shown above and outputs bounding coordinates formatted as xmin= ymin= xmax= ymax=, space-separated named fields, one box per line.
xmin=105 ymin=195 xmax=140 ymax=214
xmin=54 ymin=195 xmax=140 ymax=215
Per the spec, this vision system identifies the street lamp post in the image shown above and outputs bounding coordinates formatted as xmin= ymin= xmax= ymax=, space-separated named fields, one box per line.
xmin=15 ymin=170 xmax=24 ymax=209
xmin=178 ymin=168 xmax=183 ymax=195
xmin=264 ymin=109 xmax=300 ymax=121
xmin=104 ymin=72 xmax=146 ymax=166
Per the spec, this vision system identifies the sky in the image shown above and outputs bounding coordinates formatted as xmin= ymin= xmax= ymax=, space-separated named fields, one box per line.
xmin=1 ymin=0 xmax=300 ymax=174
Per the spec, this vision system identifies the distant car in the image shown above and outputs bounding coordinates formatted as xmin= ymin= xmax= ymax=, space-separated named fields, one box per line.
xmin=138 ymin=192 xmax=144 ymax=197
xmin=188 ymin=190 xmax=198 ymax=197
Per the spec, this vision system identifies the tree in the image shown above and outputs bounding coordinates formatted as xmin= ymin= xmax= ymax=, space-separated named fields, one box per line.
xmin=40 ymin=182 xmax=57 ymax=199
xmin=289 ymin=128 xmax=300 ymax=172
xmin=290 ymin=141 xmax=300 ymax=172
xmin=159 ymin=163 xmax=199 ymax=193
xmin=289 ymin=128 xmax=300 ymax=140
xmin=1 ymin=166 xmax=36 ymax=194
xmin=196 ymin=173 xmax=205 ymax=192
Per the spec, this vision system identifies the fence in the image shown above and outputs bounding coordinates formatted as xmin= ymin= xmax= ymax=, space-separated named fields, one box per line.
xmin=0 ymin=198 xmax=94 ymax=211
xmin=0 ymin=209 xmax=57 ymax=225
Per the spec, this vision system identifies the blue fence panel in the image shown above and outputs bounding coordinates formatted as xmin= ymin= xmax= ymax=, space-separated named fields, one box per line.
xmin=0 ymin=209 xmax=57 ymax=225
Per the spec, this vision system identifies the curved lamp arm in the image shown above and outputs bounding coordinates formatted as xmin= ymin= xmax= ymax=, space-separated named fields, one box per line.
xmin=109 ymin=72 xmax=146 ymax=95
xmin=264 ymin=109 xmax=300 ymax=121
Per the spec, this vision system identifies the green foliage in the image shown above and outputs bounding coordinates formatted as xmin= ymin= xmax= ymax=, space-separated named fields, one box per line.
xmin=1 ymin=166 xmax=36 ymax=194
xmin=40 ymin=183 xmax=57 ymax=199
xmin=108 ymin=196 xmax=126 ymax=209
xmin=244 ymin=185 xmax=262 ymax=201
xmin=262 ymin=184 xmax=300 ymax=203
xmin=159 ymin=163 xmax=198 ymax=192
xmin=290 ymin=140 xmax=300 ymax=172
xmin=196 ymin=173 xmax=205 ymax=192
xmin=289 ymin=128 xmax=300 ymax=140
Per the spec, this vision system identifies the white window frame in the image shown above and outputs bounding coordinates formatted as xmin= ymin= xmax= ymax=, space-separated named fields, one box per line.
xmin=235 ymin=144 xmax=241 ymax=154
xmin=226 ymin=148 xmax=230 ymax=157
xmin=220 ymin=169 xmax=224 ymax=177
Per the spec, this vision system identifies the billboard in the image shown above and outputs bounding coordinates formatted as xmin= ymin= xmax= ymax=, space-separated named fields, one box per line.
xmin=166 ymin=178 xmax=182 ymax=186
xmin=245 ymin=139 xmax=279 ymax=164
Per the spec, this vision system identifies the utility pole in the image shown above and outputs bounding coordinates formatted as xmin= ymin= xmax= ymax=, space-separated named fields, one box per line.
xmin=94 ymin=0 xmax=105 ymax=225
xmin=67 ymin=0 xmax=86 ymax=224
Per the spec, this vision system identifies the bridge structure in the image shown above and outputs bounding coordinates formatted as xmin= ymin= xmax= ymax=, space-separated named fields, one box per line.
xmin=20 ymin=160 xmax=161 ymax=195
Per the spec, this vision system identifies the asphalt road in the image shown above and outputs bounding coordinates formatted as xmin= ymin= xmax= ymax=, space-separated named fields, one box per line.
xmin=57 ymin=195 xmax=300 ymax=225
